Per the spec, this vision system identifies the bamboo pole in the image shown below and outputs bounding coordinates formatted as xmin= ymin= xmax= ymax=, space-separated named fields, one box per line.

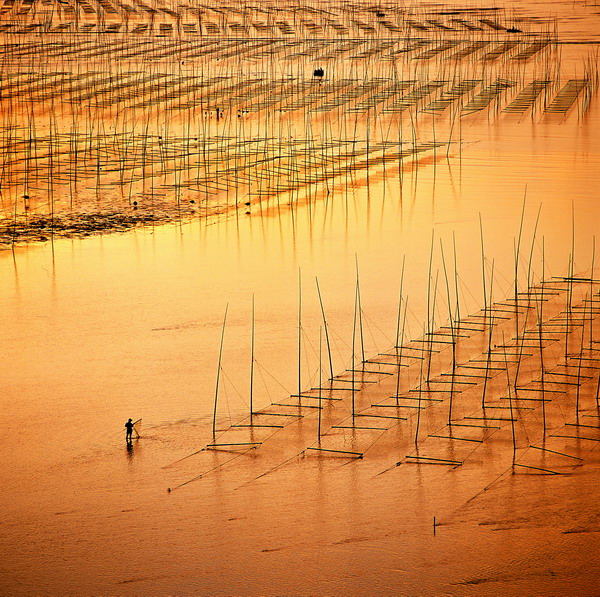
xmin=318 ymin=326 xmax=323 ymax=442
xmin=352 ymin=274 xmax=358 ymax=421
xmin=212 ymin=302 xmax=229 ymax=439
xmin=440 ymin=240 xmax=456 ymax=423
xmin=315 ymin=276 xmax=334 ymax=381
xmin=539 ymin=238 xmax=547 ymax=434
xmin=502 ymin=331 xmax=517 ymax=463
xmin=250 ymin=294 xmax=255 ymax=418
xmin=415 ymin=324 xmax=426 ymax=448
xmin=298 ymin=269 xmax=302 ymax=406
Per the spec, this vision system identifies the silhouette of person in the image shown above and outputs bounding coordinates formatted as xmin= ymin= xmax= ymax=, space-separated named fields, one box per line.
xmin=125 ymin=418 xmax=134 ymax=442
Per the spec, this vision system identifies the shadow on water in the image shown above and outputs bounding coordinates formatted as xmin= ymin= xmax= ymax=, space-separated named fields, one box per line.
xmin=125 ymin=439 xmax=139 ymax=461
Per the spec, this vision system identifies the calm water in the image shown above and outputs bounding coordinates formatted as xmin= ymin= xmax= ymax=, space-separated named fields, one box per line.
xmin=1 ymin=1 xmax=600 ymax=594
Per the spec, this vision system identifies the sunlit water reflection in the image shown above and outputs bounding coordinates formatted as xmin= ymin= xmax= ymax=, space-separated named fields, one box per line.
xmin=1 ymin=4 xmax=599 ymax=595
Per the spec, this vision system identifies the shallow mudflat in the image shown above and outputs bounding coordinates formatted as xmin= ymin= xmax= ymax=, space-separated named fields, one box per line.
xmin=0 ymin=209 xmax=183 ymax=243
xmin=1 ymin=0 xmax=600 ymax=594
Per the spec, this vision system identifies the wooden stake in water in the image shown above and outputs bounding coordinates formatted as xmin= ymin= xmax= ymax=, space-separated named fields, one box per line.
xmin=440 ymin=240 xmax=456 ymax=423
xmin=539 ymin=237 xmax=547 ymax=433
xmin=318 ymin=326 xmax=323 ymax=442
xmin=479 ymin=213 xmax=487 ymax=316
xmin=415 ymin=324 xmax=426 ymax=448
xmin=352 ymin=276 xmax=358 ymax=420
xmin=356 ymin=256 xmax=366 ymax=365
xmin=565 ymin=253 xmax=573 ymax=363
xmin=394 ymin=259 xmax=407 ymax=405
xmin=453 ymin=232 xmax=461 ymax=324
xmin=566 ymin=204 xmax=576 ymax=362
xmin=576 ymin=293 xmax=586 ymax=419
xmin=395 ymin=256 xmax=407 ymax=359
xmin=589 ymin=236 xmax=596 ymax=352
xmin=482 ymin=260 xmax=495 ymax=409
xmin=426 ymin=231 xmax=435 ymax=382
xmin=525 ymin=204 xmax=542 ymax=291
xmin=514 ymin=196 xmax=527 ymax=342
xmin=316 ymin=277 xmax=334 ymax=380
xmin=298 ymin=269 xmax=302 ymax=406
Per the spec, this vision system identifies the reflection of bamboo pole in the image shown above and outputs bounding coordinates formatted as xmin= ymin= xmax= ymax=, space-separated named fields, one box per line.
xmin=539 ymin=238 xmax=547 ymax=434
xmin=415 ymin=324 xmax=426 ymax=448
xmin=250 ymin=294 xmax=255 ymax=419
xmin=502 ymin=331 xmax=517 ymax=463
xmin=482 ymin=260 xmax=495 ymax=409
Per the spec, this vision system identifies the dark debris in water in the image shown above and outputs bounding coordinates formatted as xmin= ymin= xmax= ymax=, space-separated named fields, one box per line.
xmin=0 ymin=211 xmax=175 ymax=246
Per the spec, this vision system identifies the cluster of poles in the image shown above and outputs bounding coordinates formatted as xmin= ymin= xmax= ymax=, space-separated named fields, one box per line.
xmin=0 ymin=0 xmax=556 ymax=37
xmin=1 ymin=16 xmax=597 ymax=243
xmin=203 ymin=216 xmax=599 ymax=472
xmin=164 ymin=234 xmax=599 ymax=491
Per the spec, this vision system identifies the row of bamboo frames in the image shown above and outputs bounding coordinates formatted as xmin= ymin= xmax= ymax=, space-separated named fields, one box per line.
xmin=1 ymin=68 xmax=588 ymax=122
xmin=0 ymin=12 xmax=578 ymax=225
xmin=0 ymin=0 xmax=537 ymax=38
xmin=0 ymin=20 xmax=525 ymax=37
xmin=0 ymin=7 xmax=596 ymax=246
xmin=165 ymin=228 xmax=600 ymax=490
xmin=1 ymin=39 xmax=596 ymax=227
xmin=0 ymin=35 xmax=557 ymax=64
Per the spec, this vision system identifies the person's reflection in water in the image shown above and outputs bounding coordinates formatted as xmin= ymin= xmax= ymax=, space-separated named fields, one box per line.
xmin=126 ymin=440 xmax=134 ymax=460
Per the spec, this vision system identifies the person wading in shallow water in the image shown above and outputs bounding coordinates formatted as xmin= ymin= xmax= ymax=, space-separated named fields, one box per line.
xmin=125 ymin=418 xmax=134 ymax=442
